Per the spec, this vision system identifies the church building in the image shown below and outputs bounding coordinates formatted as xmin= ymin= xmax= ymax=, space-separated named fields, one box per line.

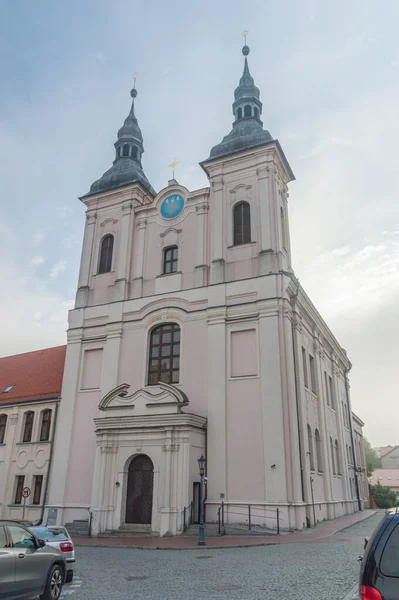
xmin=46 ymin=43 xmax=368 ymax=536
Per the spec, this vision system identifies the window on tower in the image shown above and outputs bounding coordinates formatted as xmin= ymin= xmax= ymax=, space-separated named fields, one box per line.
xmin=147 ymin=323 xmax=180 ymax=385
xmin=122 ymin=144 xmax=130 ymax=157
xmin=98 ymin=234 xmax=114 ymax=274
xmin=131 ymin=146 xmax=138 ymax=159
xmin=163 ymin=246 xmax=178 ymax=274
xmin=233 ymin=201 xmax=251 ymax=245
xmin=236 ymin=107 xmax=242 ymax=120
xmin=244 ymin=104 xmax=252 ymax=117
xmin=117 ymin=147 xmax=121 ymax=157
xmin=254 ymin=107 xmax=260 ymax=119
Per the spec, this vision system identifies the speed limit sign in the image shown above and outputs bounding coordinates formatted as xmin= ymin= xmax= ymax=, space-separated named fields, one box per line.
xmin=22 ymin=487 xmax=31 ymax=499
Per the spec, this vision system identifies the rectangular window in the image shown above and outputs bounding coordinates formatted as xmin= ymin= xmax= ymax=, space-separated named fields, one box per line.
xmin=309 ymin=355 xmax=317 ymax=394
xmin=33 ymin=475 xmax=43 ymax=505
xmin=324 ymin=372 xmax=330 ymax=406
xmin=163 ymin=246 xmax=178 ymax=274
xmin=302 ymin=348 xmax=308 ymax=388
xmin=14 ymin=475 xmax=24 ymax=504
xmin=329 ymin=376 xmax=334 ymax=410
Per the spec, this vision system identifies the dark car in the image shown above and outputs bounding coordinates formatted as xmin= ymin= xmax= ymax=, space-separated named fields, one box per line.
xmin=359 ymin=508 xmax=399 ymax=599
xmin=0 ymin=520 xmax=66 ymax=600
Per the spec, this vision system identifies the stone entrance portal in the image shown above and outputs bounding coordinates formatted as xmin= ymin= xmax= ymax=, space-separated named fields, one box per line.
xmin=125 ymin=455 xmax=154 ymax=524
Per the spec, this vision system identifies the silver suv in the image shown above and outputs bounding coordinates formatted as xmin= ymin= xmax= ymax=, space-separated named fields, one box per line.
xmin=0 ymin=520 xmax=66 ymax=599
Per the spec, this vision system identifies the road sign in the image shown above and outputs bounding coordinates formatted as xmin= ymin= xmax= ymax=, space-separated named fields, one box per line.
xmin=22 ymin=487 xmax=31 ymax=499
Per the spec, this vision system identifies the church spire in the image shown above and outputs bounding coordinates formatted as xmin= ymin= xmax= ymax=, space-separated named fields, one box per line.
xmin=207 ymin=38 xmax=273 ymax=161
xmin=87 ymin=77 xmax=156 ymax=197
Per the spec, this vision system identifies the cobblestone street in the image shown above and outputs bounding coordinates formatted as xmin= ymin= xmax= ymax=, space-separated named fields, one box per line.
xmin=57 ymin=512 xmax=382 ymax=600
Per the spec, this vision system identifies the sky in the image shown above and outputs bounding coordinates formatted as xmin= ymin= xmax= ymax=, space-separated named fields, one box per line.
xmin=0 ymin=0 xmax=398 ymax=446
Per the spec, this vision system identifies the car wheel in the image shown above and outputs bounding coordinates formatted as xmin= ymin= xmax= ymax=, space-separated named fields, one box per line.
xmin=40 ymin=564 xmax=64 ymax=600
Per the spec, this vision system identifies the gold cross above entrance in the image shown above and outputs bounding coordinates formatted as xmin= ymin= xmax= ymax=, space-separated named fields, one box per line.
xmin=168 ymin=158 xmax=180 ymax=178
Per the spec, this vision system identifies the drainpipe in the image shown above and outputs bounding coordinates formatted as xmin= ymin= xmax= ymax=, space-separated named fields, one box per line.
xmin=344 ymin=368 xmax=362 ymax=512
xmin=36 ymin=400 xmax=60 ymax=525
xmin=289 ymin=280 xmax=305 ymax=503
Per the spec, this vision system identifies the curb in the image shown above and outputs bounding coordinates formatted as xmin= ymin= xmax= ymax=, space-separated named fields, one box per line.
xmin=74 ymin=510 xmax=377 ymax=551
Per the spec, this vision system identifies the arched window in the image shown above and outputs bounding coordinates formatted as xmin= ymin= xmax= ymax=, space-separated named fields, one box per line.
xmin=148 ymin=323 xmax=180 ymax=385
xmin=131 ymin=146 xmax=138 ymax=159
xmin=307 ymin=425 xmax=315 ymax=470
xmin=98 ymin=234 xmax=114 ymax=274
xmin=0 ymin=414 xmax=7 ymax=444
xmin=280 ymin=206 xmax=287 ymax=249
xmin=40 ymin=409 xmax=52 ymax=442
xmin=163 ymin=246 xmax=178 ymax=274
xmin=315 ymin=429 xmax=323 ymax=472
xmin=335 ymin=440 xmax=341 ymax=475
xmin=330 ymin=437 xmax=336 ymax=475
xmin=233 ymin=201 xmax=251 ymax=246
xmin=22 ymin=411 xmax=34 ymax=443
xmin=122 ymin=144 xmax=130 ymax=157
xmin=117 ymin=146 xmax=121 ymax=158
xmin=244 ymin=104 xmax=252 ymax=117
xmin=254 ymin=107 xmax=260 ymax=119
xmin=236 ymin=107 xmax=242 ymax=120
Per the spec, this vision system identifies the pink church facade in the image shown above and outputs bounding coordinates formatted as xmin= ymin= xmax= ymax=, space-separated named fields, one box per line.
xmin=46 ymin=45 xmax=368 ymax=536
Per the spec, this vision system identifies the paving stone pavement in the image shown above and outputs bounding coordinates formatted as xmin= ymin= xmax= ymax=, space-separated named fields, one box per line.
xmin=63 ymin=511 xmax=382 ymax=600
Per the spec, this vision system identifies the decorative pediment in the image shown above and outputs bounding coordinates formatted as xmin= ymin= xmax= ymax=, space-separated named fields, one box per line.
xmin=99 ymin=382 xmax=189 ymax=416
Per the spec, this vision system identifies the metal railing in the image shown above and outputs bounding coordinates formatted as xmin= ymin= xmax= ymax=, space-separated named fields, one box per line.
xmin=217 ymin=502 xmax=282 ymax=534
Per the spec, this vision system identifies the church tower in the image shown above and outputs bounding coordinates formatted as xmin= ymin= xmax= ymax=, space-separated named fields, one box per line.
xmin=47 ymin=41 xmax=359 ymax=537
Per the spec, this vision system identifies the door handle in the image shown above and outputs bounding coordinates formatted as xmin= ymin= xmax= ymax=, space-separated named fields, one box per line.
xmin=18 ymin=553 xmax=25 ymax=559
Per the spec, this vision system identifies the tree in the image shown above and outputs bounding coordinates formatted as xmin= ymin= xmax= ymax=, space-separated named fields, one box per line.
xmin=363 ymin=438 xmax=381 ymax=477
xmin=370 ymin=482 xmax=398 ymax=509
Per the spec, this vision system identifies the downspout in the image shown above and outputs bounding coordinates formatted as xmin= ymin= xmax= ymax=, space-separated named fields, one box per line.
xmin=344 ymin=368 xmax=362 ymax=512
xmin=289 ymin=280 xmax=305 ymax=502
xmin=37 ymin=400 xmax=60 ymax=525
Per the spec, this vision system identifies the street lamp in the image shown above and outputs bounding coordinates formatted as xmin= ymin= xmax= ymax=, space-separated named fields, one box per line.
xmin=198 ymin=454 xmax=207 ymax=546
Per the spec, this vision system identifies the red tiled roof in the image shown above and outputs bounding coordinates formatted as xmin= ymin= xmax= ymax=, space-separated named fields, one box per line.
xmin=0 ymin=345 xmax=66 ymax=404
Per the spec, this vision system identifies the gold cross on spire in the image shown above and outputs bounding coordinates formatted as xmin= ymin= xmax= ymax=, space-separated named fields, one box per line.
xmin=241 ymin=29 xmax=249 ymax=44
xmin=132 ymin=73 xmax=138 ymax=88
xmin=168 ymin=157 xmax=180 ymax=179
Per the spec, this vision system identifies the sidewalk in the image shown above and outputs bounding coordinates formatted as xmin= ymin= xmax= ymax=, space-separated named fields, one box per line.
xmin=73 ymin=509 xmax=376 ymax=550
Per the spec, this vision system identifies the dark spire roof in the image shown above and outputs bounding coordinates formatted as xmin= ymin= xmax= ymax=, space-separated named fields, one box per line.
xmin=86 ymin=86 xmax=156 ymax=197
xmin=208 ymin=44 xmax=273 ymax=161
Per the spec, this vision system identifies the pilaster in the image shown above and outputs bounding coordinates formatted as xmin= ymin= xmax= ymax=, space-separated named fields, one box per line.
xmin=210 ymin=178 xmax=225 ymax=284
xmin=114 ymin=201 xmax=133 ymax=301
xmin=257 ymin=166 xmax=277 ymax=275
xmin=132 ymin=217 xmax=147 ymax=298
xmin=194 ymin=202 xmax=209 ymax=287
xmin=76 ymin=211 xmax=97 ymax=308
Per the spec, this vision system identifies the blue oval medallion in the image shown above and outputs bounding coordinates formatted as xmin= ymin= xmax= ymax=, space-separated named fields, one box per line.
xmin=160 ymin=194 xmax=184 ymax=220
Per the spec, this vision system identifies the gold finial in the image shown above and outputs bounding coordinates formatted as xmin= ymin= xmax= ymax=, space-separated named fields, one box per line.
xmin=241 ymin=29 xmax=249 ymax=44
xmin=168 ymin=157 xmax=180 ymax=179
xmin=132 ymin=73 xmax=138 ymax=88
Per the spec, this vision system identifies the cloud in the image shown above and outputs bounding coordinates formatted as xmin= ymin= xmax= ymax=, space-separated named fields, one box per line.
xmin=61 ymin=233 xmax=79 ymax=249
xmin=56 ymin=206 xmax=74 ymax=221
xmin=31 ymin=256 xmax=45 ymax=266
xmin=345 ymin=32 xmax=376 ymax=53
xmin=49 ymin=260 xmax=68 ymax=280
xmin=90 ymin=52 xmax=106 ymax=63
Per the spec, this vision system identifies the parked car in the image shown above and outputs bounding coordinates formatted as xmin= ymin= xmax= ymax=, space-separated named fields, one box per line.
xmin=30 ymin=525 xmax=75 ymax=583
xmin=359 ymin=507 xmax=399 ymax=599
xmin=0 ymin=520 xmax=66 ymax=600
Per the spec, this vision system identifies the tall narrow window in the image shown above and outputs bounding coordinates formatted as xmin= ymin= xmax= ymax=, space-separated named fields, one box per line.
xmin=329 ymin=376 xmax=335 ymax=409
xmin=0 ymin=414 xmax=7 ymax=444
xmin=117 ymin=146 xmax=121 ymax=157
xmin=98 ymin=234 xmax=114 ymax=274
xmin=315 ymin=429 xmax=323 ymax=472
xmin=330 ymin=437 xmax=336 ymax=475
xmin=335 ymin=440 xmax=341 ymax=475
xmin=309 ymin=355 xmax=317 ymax=394
xmin=131 ymin=146 xmax=138 ymax=159
xmin=302 ymin=347 xmax=308 ymax=388
xmin=236 ymin=107 xmax=242 ymax=120
xmin=148 ymin=323 xmax=180 ymax=385
xmin=307 ymin=425 xmax=315 ymax=471
xmin=244 ymin=104 xmax=252 ymax=117
xmin=39 ymin=409 xmax=52 ymax=442
xmin=122 ymin=143 xmax=130 ymax=156
xmin=324 ymin=372 xmax=330 ymax=406
xmin=22 ymin=411 xmax=34 ymax=443
xmin=280 ymin=207 xmax=287 ymax=249
xmin=233 ymin=202 xmax=251 ymax=245
xmin=14 ymin=475 xmax=24 ymax=504
xmin=254 ymin=107 xmax=259 ymax=119
xmin=33 ymin=475 xmax=43 ymax=505
xmin=163 ymin=246 xmax=178 ymax=274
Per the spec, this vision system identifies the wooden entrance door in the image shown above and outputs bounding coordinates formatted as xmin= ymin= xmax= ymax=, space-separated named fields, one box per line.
xmin=125 ymin=455 xmax=154 ymax=524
